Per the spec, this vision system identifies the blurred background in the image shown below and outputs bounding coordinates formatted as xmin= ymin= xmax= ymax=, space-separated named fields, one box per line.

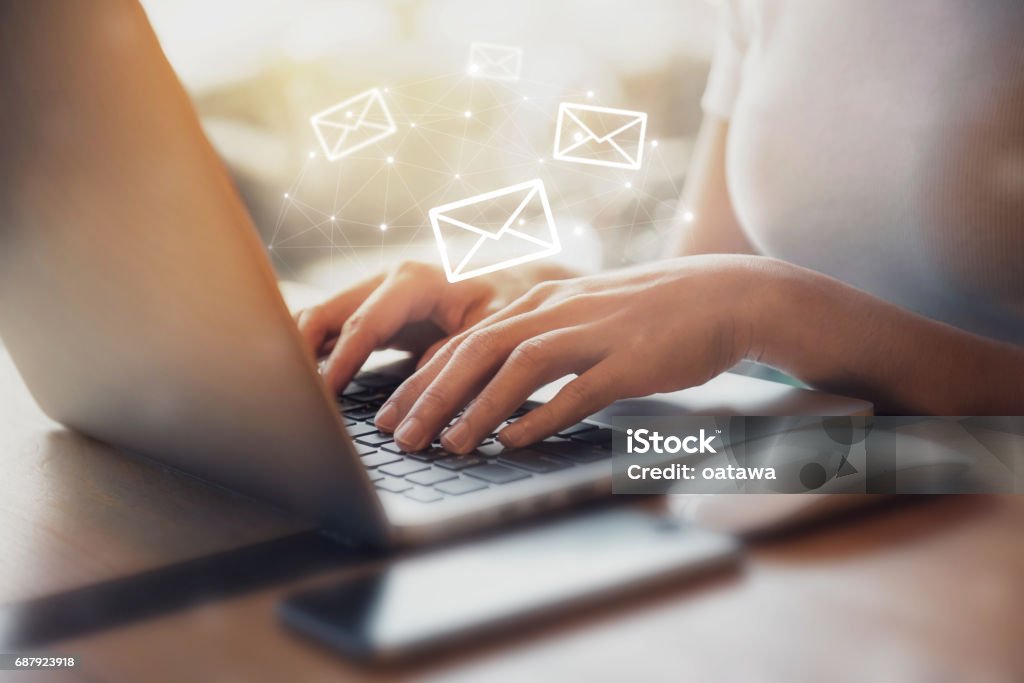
xmin=139 ymin=0 xmax=720 ymax=291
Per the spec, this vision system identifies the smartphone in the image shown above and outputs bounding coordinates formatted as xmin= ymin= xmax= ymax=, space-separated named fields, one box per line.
xmin=278 ymin=508 xmax=738 ymax=663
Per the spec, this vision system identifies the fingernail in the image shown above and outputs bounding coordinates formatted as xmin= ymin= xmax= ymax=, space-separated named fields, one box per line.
xmin=375 ymin=402 xmax=398 ymax=432
xmin=498 ymin=422 xmax=522 ymax=447
xmin=441 ymin=420 xmax=470 ymax=453
xmin=395 ymin=416 xmax=425 ymax=450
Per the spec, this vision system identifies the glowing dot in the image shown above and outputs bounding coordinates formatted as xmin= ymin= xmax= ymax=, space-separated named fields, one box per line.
xmin=454 ymin=173 xmax=461 ymax=179
xmin=383 ymin=87 xmax=389 ymax=93
xmin=683 ymin=211 xmax=695 ymax=223
xmin=522 ymin=95 xmax=529 ymax=101
xmin=651 ymin=140 xmax=659 ymax=148
xmin=308 ymin=151 xmax=316 ymax=158
xmin=625 ymin=181 xmax=632 ymax=188
xmin=330 ymin=215 xmax=336 ymax=221
xmin=586 ymin=90 xmax=595 ymax=98
xmin=410 ymin=122 xmax=416 ymax=128
xmin=268 ymin=245 xmax=273 ymax=250
xmin=538 ymin=158 xmax=544 ymax=164
xmin=283 ymin=192 xmax=289 ymax=198
xmin=573 ymin=132 xmax=584 ymax=142
xmin=379 ymin=223 xmax=388 ymax=231
xmin=386 ymin=156 xmax=394 ymax=164
xmin=518 ymin=218 xmax=526 ymax=226
xmin=464 ymin=111 xmax=472 ymax=118
xmin=346 ymin=111 xmax=353 ymax=118
xmin=469 ymin=64 xmax=480 ymax=73
xmin=574 ymin=225 xmax=584 ymax=236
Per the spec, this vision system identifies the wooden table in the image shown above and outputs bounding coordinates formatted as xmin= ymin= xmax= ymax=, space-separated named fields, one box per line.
xmin=1 ymin=342 xmax=1022 ymax=683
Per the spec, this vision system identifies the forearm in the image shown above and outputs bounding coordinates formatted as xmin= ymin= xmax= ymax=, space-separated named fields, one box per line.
xmin=747 ymin=259 xmax=1024 ymax=414
xmin=669 ymin=116 xmax=756 ymax=258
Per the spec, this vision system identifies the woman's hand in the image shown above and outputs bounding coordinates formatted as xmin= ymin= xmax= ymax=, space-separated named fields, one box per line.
xmin=376 ymin=255 xmax=765 ymax=453
xmin=293 ymin=261 xmax=574 ymax=394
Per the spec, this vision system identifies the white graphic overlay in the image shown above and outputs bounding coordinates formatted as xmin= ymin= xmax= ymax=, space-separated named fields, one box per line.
xmin=553 ymin=102 xmax=648 ymax=170
xmin=467 ymin=42 xmax=523 ymax=81
xmin=429 ymin=179 xmax=561 ymax=283
xmin=310 ymin=88 xmax=397 ymax=162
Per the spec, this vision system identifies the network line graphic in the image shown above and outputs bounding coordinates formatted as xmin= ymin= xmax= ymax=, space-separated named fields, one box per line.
xmin=265 ymin=49 xmax=683 ymax=290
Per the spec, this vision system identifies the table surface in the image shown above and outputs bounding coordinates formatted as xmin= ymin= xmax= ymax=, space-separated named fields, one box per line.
xmin=1 ymin=342 xmax=1023 ymax=683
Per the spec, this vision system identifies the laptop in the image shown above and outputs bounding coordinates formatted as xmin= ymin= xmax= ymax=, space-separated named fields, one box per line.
xmin=0 ymin=84 xmax=870 ymax=551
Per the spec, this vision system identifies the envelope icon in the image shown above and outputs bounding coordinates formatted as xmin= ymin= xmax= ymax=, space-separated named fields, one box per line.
xmin=310 ymin=88 xmax=397 ymax=162
xmin=429 ymin=179 xmax=561 ymax=283
xmin=553 ymin=102 xmax=648 ymax=170
xmin=467 ymin=41 xmax=523 ymax=81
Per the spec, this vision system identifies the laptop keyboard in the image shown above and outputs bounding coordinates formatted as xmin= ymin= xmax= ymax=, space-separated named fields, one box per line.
xmin=339 ymin=371 xmax=612 ymax=504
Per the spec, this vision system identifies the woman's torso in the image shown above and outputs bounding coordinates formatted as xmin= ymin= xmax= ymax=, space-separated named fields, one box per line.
xmin=725 ymin=0 xmax=1024 ymax=343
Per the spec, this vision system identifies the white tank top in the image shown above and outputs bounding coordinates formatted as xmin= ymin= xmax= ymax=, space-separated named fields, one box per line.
xmin=703 ymin=0 xmax=1024 ymax=344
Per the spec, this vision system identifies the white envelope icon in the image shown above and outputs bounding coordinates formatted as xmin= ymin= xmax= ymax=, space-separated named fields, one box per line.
xmin=429 ymin=179 xmax=561 ymax=283
xmin=467 ymin=41 xmax=523 ymax=81
xmin=310 ymin=88 xmax=397 ymax=162
xmin=552 ymin=102 xmax=648 ymax=170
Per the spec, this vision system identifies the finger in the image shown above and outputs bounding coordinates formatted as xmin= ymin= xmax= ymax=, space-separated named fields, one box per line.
xmin=295 ymin=308 xmax=327 ymax=356
xmin=321 ymin=336 xmax=338 ymax=356
xmin=413 ymin=282 xmax=548 ymax=370
xmin=440 ymin=329 xmax=601 ymax=453
xmin=388 ymin=312 xmax=556 ymax=452
xmin=376 ymin=292 xmax=546 ymax=432
xmin=296 ymin=274 xmax=384 ymax=356
xmin=321 ymin=272 xmax=440 ymax=393
xmin=415 ymin=335 xmax=451 ymax=370
xmin=413 ymin=277 xmax=534 ymax=371
xmin=497 ymin=359 xmax=628 ymax=448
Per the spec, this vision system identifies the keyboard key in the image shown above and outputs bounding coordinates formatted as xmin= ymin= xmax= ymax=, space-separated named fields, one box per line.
xmin=344 ymin=406 xmax=379 ymax=421
xmin=337 ymin=397 xmax=365 ymax=412
xmin=347 ymin=388 xmax=392 ymax=404
xmin=361 ymin=451 xmax=402 ymax=468
xmin=348 ymin=424 xmax=380 ymax=438
xmin=341 ymin=382 xmax=364 ymax=397
xmin=435 ymin=477 xmax=488 ymax=496
xmin=464 ymin=463 xmax=531 ymax=484
xmin=498 ymin=449 xmax=571 ymax=473
xmin=343 ymin=417 xmax=358 ymax=427
xmin=437 ymin=455 xmax=485 ymax=471
xmin=531 ymin=436 xmax=571 ymax=452
xmin=570 ymin=427 xmax=614 ymax=447
xmin=353 ymin=443 xmax=378 ymax=457
xmin=379 ymin=459 xmax=431 ymax=477
xmin=407 ymin=467 xmax=458 ymax=486
xmin=536 ymin=440 xmax=611 ymax=463
xmin=407 ymin=447 xmax=451 ymax=462
xmin=404 ymin=486 xmax=443 ymax=503
xmin=475 ymin=442 xmax=508 ymax=459
xmin=369 ymin=473 xmax=385 ymax=483
xmin=558 ymin=423 xmax=597 ymax=437
xmin=375 ymin=476 xmax=412 ymax=493
xmin=356 ymin=430 xmax=395 ymax=447
xmin=355 ymin=372 xmax=402 ymax=390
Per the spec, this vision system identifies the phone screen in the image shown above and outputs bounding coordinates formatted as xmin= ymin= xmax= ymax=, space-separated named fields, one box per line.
xmin=278 ymin=508 xmax=738 ymax=662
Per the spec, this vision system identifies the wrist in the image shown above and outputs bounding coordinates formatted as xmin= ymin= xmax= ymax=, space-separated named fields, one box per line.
xmin=728 ymin=256 xmax=795 ymax=365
